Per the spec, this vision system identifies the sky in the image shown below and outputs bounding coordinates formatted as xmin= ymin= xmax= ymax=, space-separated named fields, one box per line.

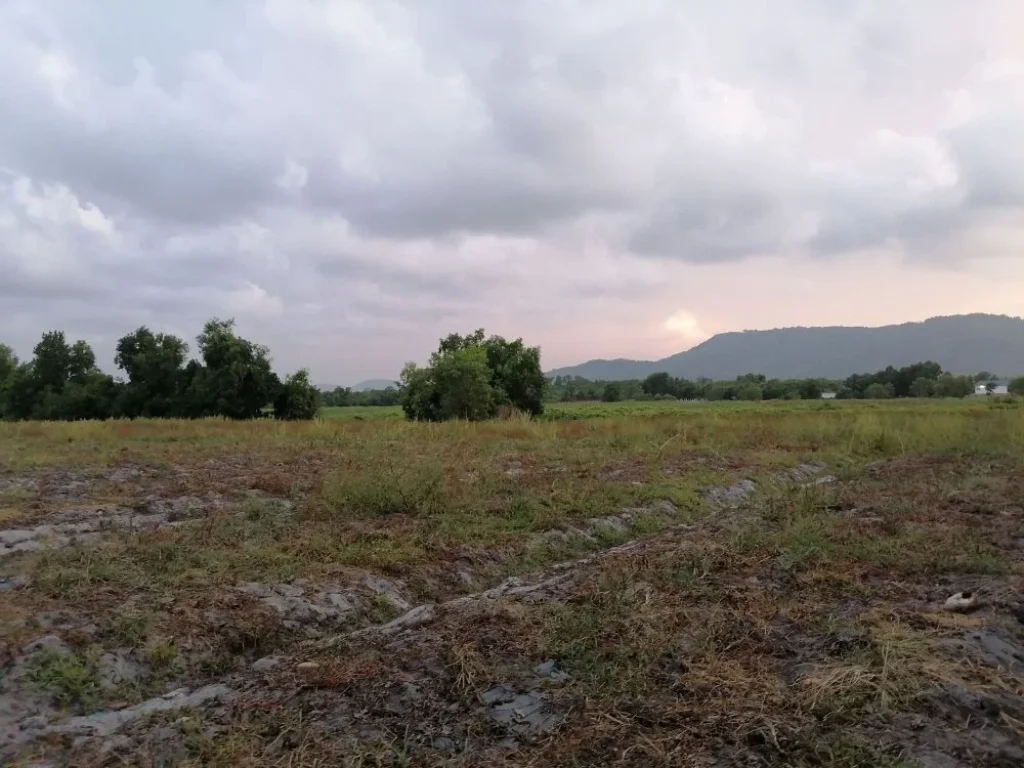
xmin=2 ymin=1 xmax=1023 ymax=384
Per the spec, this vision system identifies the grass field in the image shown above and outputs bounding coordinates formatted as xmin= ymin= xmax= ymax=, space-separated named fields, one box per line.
xmin=1 ymin=399 xmax=1023 ymax=765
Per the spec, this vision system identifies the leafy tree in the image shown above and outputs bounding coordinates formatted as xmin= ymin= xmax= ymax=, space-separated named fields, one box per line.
xmin=736 ymin=373 xmax=766 ymax=384
xmin=1008 ymin=377 xmax=1024 ymax=396
xmin=434 ymin=346 xmax=497 ymax=419
xmin=32 ymin=331 xmax=75 ymax=393
xmin=274 ymin=369 xmax=321 ymax=420
xmin=761 ymin=379 xmax=787 ymax=400
xmin=863 ymin=382 xmax=895 ymax=399
xmin=37 ymin=372 xmax=119 ymax=420
xmin=483 ymin=335 xmax=546 ymax=416
xmin=3 ymin=363 xmax=39 ymax=420
xmin=5 ymin=333 xmax=113 ymax=420
xmin=704 ymin=383 xmax=731 ymax=401
xmin=400 ymin=330 xmax=544 ymax=421
xmin=797 ymin=379 xmax=823 ymax=400
xmin=892 ymin=361 xmax=942 ymax=397
xmin=601 ymin=382 xmax=622 ymax=403
xmin=400 ymin=363 xmax=442 ymax=421
xmin=642 ymin=372 xmax=674 ymax=397
xmin=185 ymin=319 xmax=280 ymax=419
xmin=69 ymin=341 xmax=97 ymax=384
xmin=0 ymin=344 xmax=17 ymax=384
xmin=1 ymin=321 xmax=322 ymax=422
xmin=909 ymin=377 xmax=936 ymax=398
xmin=322 ymin=386 xmax=352 ymax=407
xmin=974 ymin=371 xmax=997 ymax=383
xmin=364 ymin=387 xmax=401 ymax=406
xmin=933 ymin=373 xmax=974 ymax=398
xmin=434 ymin=330 xmax=545 ymax=416
xmin=0 ymin=344 xmax=17 ymax=418
xmin=174 ymin=360 xmax=214 ymax=418
xmin=675 ymin=378 xmax=700 ymax=400
xmin=734 ymin=382 xmax=763 ymax=401
xmin=985 ymin=380 xmax=997 ymax=395
xmin=114 ymin=327 xmax=190 ymax=417
xmin=400 ymin=348 xmax=495 ymax=421
xmin=843 ymin=372 xmax=876 ymax=397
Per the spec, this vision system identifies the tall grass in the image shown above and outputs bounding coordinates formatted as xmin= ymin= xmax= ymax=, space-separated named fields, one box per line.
xmin=1 ymin=399 xmax=1021 ymax=470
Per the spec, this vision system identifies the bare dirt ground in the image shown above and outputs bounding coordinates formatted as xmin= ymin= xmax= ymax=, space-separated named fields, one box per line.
xmin=1 ymin=411 xmax=1023 ymax=766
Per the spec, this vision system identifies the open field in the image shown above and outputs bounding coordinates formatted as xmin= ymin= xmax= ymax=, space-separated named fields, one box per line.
xmin=1 ymin=399 xmax=1023 ymax=765
xmin=322 ymin=397 xmax=1011 ymax=422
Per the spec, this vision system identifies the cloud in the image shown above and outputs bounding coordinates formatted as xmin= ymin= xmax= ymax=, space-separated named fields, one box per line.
xmin=664 ymin=311 xmax=709 ymax=346
xmin=1 ymin=0 xmax=1023 ymax=381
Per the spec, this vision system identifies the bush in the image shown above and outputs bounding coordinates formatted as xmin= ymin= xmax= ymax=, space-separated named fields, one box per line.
xmin=908 ymin=377 xmax=935 ymax=398
xmin=1008 ymin=377 xmax=1024 ymax=396
xmin=273 ymin=369 xmax=321 ymax=420
xmin=601 ymin=383 xmax=622 ymax=402
xmin=735 ymin=383 xmax=763 ymax=401
xmin=933 ymin=373 xmax=974 ymax=398
xmin=863 ymin=382 xmax=895 ymax=399
xmin=400 ymin=330 xmax=545 ymax=421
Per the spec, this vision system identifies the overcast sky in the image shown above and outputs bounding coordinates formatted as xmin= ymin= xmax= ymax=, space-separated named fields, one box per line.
xmin=2 ymin=1 xmax=1023 ymax=383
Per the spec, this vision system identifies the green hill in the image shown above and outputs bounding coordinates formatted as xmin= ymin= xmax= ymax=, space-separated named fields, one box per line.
xmin=547 ymin=314 xmax=1024 ymax=380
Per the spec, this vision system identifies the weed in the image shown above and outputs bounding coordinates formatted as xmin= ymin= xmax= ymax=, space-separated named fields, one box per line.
xmin=99 ymin=611 xmax=150 ymax=647
xmin=145 ymin=641 xmax=179 ymax=670
xmin=3 ymin=400 xmax=1024 ymax=765
xmin=29 ymin=647 xmax=103 ymax=710
xmin=769 ymin=735 xmax=919 ymax=768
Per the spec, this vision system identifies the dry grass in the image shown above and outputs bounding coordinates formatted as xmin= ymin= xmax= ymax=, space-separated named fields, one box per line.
xmin=1 ymin=399 xmax=1023 ymax=766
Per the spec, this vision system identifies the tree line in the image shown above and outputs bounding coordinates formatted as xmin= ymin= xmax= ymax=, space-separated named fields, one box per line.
xmin=550 ymin=363 xmax=1024 ymax=403
xmin=838 ymin=364 xmax=1022 ymax=399
xmin=3 ymin=321 xmax=1020 ymax=424
xmin=321 ymin=386 xmax=400 ymax=408
xmin=549 ymin=373 xmax=836 ymax=403
xmin=0 ymin=320 xmax=320 ymax=422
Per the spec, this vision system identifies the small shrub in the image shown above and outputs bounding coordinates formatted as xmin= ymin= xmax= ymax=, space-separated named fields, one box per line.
xmin=29 ymin=647 xmax=103 ymax=709
xmin=145 ymin=642 xmax=180 ymax=670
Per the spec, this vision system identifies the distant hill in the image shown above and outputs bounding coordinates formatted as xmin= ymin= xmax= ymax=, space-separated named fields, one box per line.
xmin=353 ymin=378 xmax=398 ymax=391
xmin=547 ymin=314 xmax=1024 ymax=381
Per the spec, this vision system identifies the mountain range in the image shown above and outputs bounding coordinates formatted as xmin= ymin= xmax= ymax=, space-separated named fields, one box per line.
xmin=546 ymin=314 xmax=1024 ymax=381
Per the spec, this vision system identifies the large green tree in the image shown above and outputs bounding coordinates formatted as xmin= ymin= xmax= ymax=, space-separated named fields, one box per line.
xmin=32 ymin=331 xmax=75 ymax=393
xmin=3 ymin=333 xmax=117 ymax=420
xmin=184 ymin=319 xmax=280 ymax=419
xmin=400 ymin=330 xmax=545 ymax=421
xmin=641 ymin=372 xmax=674 ymax=397
xmin=908 ymin=377 xmax=936 ymax=398
xmin=114 ymin=327 xmax=190 ymax=417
